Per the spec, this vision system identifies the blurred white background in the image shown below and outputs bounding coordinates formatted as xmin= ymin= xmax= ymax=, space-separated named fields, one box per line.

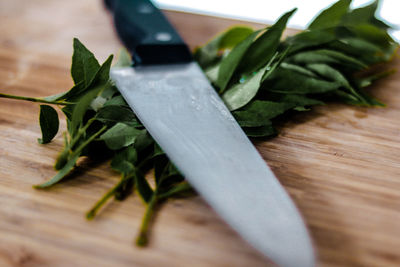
xmin=153 ymin=0 xmax=399 ymax=40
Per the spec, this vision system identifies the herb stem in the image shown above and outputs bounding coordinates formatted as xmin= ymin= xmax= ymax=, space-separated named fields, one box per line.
xmin=86 ymin=175 xmax=126 ymax=220
xmin=73 ymin=125 xmax=107 ymax=155
xmin=69 ymin=117 xmax=98 ymax=150
xmin=136 ymin=189 xmax=158 ymax=247
xmin=158 ymin=182 xmax=192 ymax=200
xmin=0 ymin=93 xmax=74 ymax=105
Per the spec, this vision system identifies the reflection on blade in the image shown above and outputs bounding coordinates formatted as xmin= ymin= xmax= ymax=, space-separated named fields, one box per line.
xmin=111 ymin=62 xmax=315 ymax=267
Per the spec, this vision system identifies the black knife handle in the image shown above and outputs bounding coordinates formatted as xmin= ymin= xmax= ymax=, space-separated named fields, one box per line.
xmin=105 ymin=0 xmax=192 ymax=65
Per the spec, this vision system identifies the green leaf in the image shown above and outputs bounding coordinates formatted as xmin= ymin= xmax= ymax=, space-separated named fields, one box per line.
xmin=194 ymin=26 xmax=254 ymax=69
xmin=70 ymin=85 xmax=103 ymax=136
xmin=306 ymin=63 xmax=368 ymax=104
xmin=222 ymin=66 xmax=268 ymax=111
xmin=347 ymin=2 xmax=378 ymax=21
xmin=344 ymin=24 xmax=398 ymax=60
xmin=48 ymin=54 xmax=113 ymax=106
xmin=68 ymin=54 xmax=113 ymax=135
xmin=88 ymin=55 xmax=114 ymax=88
xmin=103 ymin=95 xmax=128 ymax=107
xmin=218 ymin=27 xmax=254 ymax=49
xmin=318 ymin=49 xmax=367 ymax=69
xmin=204 ymin=63 xmax=220 ymax=84
xmin=38 ymin=105 xmax=59 ymax=144
xmin=111 ymin=146 xmax=138 ymax=174
xmin=34 ymin=153 xmax=79 ymax=188
xmin=330 ymin=37 xmax=384 ymax=64
xmin=306 ymin=63 xmax=351 ymax=87
xmin=284 ymin=30 xmax=336 ymax=53
xmin=101 ymin=84 xmax=118 ymax=99
xmin=308 ymin=0 xmax=351 ymax=30
xmin=341 ymin=0 xmax=391 ymax=30
xmin=71 ymin=38 xmax=100 ymax=86
xmin=289 ymin=49 xmax=367 ymax=70
xmin=222 ymin=48 xmax=288 ymax=111
xmin=263 ymin=66 xmax=341 ymax=94
xmin=96 ymin=105 xmax=139 ymax=127
xmin=243 ymin=125 xmax=277 ymax=138
xmin=289 ymin=51 xmax=340 ymax=65
xmin=44 ymin=81 xmax=84 ymax=102
xmin=280 ymin=62 xmax=318 ymax=78
xmin=233 ymin=101 xmax=292 ymax=127
xmin=134 ymin=130 xmax=154 ymax=152
xmin=216 ymin=30 xmax=260 ymax=91
xmin=99 ymin=122 xmax=142 ymax=150
xmin=279 ymin=94 xmax=324 ymax=106
xmin=238 ymin=9 xmax=296 ymax=75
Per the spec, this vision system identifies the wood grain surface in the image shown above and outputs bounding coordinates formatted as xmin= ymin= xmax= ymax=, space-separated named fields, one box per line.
xmin=1 ymin=1 xmax=400 ymax=266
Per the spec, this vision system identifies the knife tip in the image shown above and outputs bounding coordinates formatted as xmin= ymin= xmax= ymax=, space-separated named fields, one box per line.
xmin=265 ymin=236 xmax=316 ymax=267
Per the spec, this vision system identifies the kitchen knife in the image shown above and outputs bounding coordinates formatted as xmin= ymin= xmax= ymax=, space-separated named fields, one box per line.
xmin=105 ymin=0 xmax=315 ymax=266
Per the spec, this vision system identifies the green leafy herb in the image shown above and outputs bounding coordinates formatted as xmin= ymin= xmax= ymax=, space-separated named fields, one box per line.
xmin=237 ymin=8 xmax=296 ymax=75
xmin=38 ymin=105 xmax=59 ymax=144
xmin=194 ymin=26 xmax=254 ymax=69
xmin=0 ymin=0 xmax=397 ymax=247
xmin=216 ymin=29 xmax=260 ymax=91
xmin=71 ymin=38 xmax=101 ymax=87
xmin=99 ymin=122 xmax=143 ymax=150
xmin=222 ymin=65 xmax=270 ymax=111
xmin=308 ymin=0 xmax=351 ymax=30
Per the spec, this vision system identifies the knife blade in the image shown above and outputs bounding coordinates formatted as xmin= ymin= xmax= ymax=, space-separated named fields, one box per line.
xmin=105 ymin=0 xmax=315 ymax=266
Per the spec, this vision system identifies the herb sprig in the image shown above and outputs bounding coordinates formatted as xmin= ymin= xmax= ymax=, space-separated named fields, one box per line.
xmin=0 ymin=0 xmax=397 ymax=246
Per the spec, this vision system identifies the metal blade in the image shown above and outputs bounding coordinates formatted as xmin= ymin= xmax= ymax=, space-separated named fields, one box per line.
xmin=111 ymin=62 xmax=315 ymax=267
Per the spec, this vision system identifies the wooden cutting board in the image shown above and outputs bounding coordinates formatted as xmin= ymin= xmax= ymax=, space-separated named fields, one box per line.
xmin=1 ymin=1 xmax=399 ymax=266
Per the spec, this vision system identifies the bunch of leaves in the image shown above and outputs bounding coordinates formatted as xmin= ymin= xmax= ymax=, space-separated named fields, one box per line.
xmin=194 ymin=0 xmax=397 ymax=137
xmin=1 ymin=39 xmax=193 ymax=246
xmin=0 ymin=0 xmax=397 ymax=246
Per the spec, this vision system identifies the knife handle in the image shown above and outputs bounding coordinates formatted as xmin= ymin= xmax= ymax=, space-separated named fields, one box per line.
xmin=105 ymin=0 xmax=192 ymax=65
